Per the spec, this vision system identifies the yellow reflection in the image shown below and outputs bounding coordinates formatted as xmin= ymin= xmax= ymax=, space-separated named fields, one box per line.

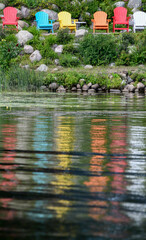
xmin=51 ymin=116 xmax=75 ymax=218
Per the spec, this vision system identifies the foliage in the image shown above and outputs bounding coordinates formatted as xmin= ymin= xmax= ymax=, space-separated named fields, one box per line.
xmin=0 ymin=27 xmax=7 ymax=41
xmin=59 ymin=54 xmax=80 ymax=67
xmin=56 ymin=28 xmax=74 ymax=44
xmin=79 ymin=33 xmax=118 ymax=65
xmin=0 ymin=39 xmax=22 ymax=69
xmin=0 ymin=65 xmax=45 ymax=91
xmin=63 ymin=43 xmax=79 ymax=55
xmin=118 ymin=32 xmax=135 ymax=53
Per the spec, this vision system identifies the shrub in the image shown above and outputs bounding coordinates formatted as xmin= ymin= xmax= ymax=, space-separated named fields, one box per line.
xmin=56 ymin=28 xmax=74 ymax=44
xmin=63 ymin=43 xmax=79 ymax=55
xmin=79 ymin=33 xmax=118 ymax=65
xmin=0 ymin=40 xmax=22 ymax=69
xmin=59 ymin=54 xmax=80 ymax=67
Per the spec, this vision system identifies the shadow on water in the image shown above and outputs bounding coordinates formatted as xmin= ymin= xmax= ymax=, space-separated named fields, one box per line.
xmin=0 ymin=92 xmax=146 ymax=239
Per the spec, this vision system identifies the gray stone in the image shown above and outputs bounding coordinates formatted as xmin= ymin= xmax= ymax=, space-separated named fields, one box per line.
xmin=36 ymin=64 xmax=48 ymax=72
xmin=77 ymin=84 xmax=81 ymax=89
xmin=18 ymin=20 xmax=29 ymax=28
xmin=88 ymin=89 xmax=96 ymax=94
xmin=16 ymin=8 xmax=23 ymax=19
xmin=55 ymin=45 xmax=63 ymax=55
xmin=75 ymin=29 xmax=88 ymax=37
xmin=87 ymin=82 xmax=92 ymax=88
xmin=53 ymin=22 xmax=60 ymax=31
xmin=91 ymin=84 xmax=99 ymax=90
xmin=51 ymin=4 xmax=59 ymax=11
xmin=109 ymin=62 xmax=115 ymax=67
xmin=0 ymin=3 xmax=5 ymax=10
xmin=127 ymin=84 xmax=135 ymax=93
xmin=40 ymin=85 xmax=48 ymax=91
xmin=30 ymin=50 xmax=42 ymax=62
xmin=41 ymin=9 xmax=58 ymax=20
xmin=16 ymin=30 xmax=33 ymax=45
xmin=24 ymin=45 xmax=34 ymax=54
xmin=71 ymin=87 xmax=77 ymax=91
xmin=84 ymin=65 xmax=93 ymax=69
xmin=54 ymin=59 xmax=60 ymax=65
xmin=114 ymin=1 xmax=125 ymax=7
xmin=49 ymin=82 xmax=59 ymax=91
xmin=21 ymin=6 xmax=30 ymax=18
xmin=137 ymin=82 xmax=145 ymax=93
xmin=82 ymin=84 xmax=89 ymax=91
xmin=57 ymin=85 xmax=66 ymax=92
xmin=128 ymin=0 xmax=142 ymax=9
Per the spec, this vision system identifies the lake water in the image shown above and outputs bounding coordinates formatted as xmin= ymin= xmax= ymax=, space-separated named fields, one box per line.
xmin=0 ymin=92 xmax=146 ymax=240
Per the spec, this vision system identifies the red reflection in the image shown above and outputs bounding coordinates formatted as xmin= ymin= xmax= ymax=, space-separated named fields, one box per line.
xmin=0 ymin=124 xmax=17 ymax=220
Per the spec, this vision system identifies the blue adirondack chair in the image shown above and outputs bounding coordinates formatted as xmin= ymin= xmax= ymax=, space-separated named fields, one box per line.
xmin=35 ymin=11 xmax=55 ymax=33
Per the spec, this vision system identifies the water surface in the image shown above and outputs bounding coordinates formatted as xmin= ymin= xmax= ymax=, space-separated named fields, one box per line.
xmin=0 ymin=92 xmax=146 ymax=240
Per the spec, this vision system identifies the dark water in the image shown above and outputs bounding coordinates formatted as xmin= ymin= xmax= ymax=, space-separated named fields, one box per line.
xmin=0 ymin=92 xmax=146 ymax=240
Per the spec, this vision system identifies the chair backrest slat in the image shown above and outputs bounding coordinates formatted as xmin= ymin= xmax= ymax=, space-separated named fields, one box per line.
xmin=35 ymin=12 xmax=49 ymax=25
xmin=58 ymin=11 xmax=72 ymax=26
xmin=3 ymin=7 xmax=17 ymax=21
xmin=114 ymin=7 xmax=127 ymax=22
xmin=94 ymin=11 xmax=107 ymax=25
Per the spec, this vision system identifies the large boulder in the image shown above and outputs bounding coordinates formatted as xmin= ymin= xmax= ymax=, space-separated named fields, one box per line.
xmin=53 ymin=22 xmax=60 ymax=31
xmin=0 ymin=3 xmax=5 ymax=10
xmin=21 ymin=6 xmax=30 ymax=18
xmin=128 ymin=0 xmax=142 ymax=9
xmin=16 ymin=30 xmax=33 ymax=45
xmin=41 ymin=9 xmax=58 ymax=20
xmin=36 ymin=64 xmax=48 ymax=72
xmin=24 ymin=45 xmax=34 ymax=54
xmin=55 ymin=45 xmax=63 ymax=55
xmin=137 ymin=82 xmax=145 ymax=93
xmin=16 ymin=8 xmax=23 ymax=19
xmin=75 ymin=29 xmax=88 ymax=37
xmin=30 ymin=50 xmax=42 ymax=62
xmin=18 ymin=20 xmax=29 ymax=28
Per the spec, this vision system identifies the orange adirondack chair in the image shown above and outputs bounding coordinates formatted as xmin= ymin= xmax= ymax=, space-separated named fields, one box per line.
xmin=112 ymin=7 xmax=131 ymax=32
xmin=1 ymin=7 xmax=19 ymax=31
xmin=91 ymin=11 xmax=111 ymax=33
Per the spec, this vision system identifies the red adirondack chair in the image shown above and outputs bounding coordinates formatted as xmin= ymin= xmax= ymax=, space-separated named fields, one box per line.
xmin=1 ymin=7 xmax=19 ymax=31
xmin=112 ymin=7 xmax=131 ymax=32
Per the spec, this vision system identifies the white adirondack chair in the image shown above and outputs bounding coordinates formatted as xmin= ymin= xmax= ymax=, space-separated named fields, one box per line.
xmin=133 ymin=11 xmax=146 ymax=33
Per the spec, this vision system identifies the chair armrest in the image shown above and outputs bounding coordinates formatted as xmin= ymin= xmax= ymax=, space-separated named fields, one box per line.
xmin=17 ymin=17 xmax=20 ymax=20
xmin=127 ymin=16 xmax=131 ymax=20
xmin=112 ymin=16 xmax=115 ymax=19
xmin=48 ymin=20 xmax=55 ymax=24
xmin=91 ymin=19 xmax=94 ymax=23
xmin=1 ymin=16 xmax=4 ymax=19
xmin=72 ymin=19 xmax=78 ymax=24
xmin=107 ymin=19 xmax=111 ymax=22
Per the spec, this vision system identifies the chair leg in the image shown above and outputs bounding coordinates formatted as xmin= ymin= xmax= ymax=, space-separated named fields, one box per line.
xmin=113 ymin=24 xmax=115 ymax=32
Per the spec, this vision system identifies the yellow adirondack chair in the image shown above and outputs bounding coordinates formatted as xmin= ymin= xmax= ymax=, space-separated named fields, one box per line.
xmin=58 ymin=11 xmax=77 ymax=32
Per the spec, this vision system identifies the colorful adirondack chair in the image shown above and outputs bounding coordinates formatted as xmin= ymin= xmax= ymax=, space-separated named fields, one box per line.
xmin=133 ymin=11 xmax=146 ymax=33
xmin=58 ymin=11 xmax=77 ymax=32
xmin=1 ymin=7 xmax=19 ymax=31
xmin=91 ymin=11 xmax=111 ymax=33
xmin=35 ymin=11 xmax=55 ymax=33
xmin=112 ymin=7 xmax=131 ymax=32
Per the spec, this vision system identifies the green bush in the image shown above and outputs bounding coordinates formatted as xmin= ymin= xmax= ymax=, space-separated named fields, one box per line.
xmin=79 ymin=33 xmax=118 ymax=65
xmin=56 ymin=28 xmax=74 ymax=44
xmin=59 ymin=54 xmax=80 ymax=67
xmin=63 ymin=43 xmax=79 ymax=55
xmin=0 ymin=40 xmax=22 ymax=69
